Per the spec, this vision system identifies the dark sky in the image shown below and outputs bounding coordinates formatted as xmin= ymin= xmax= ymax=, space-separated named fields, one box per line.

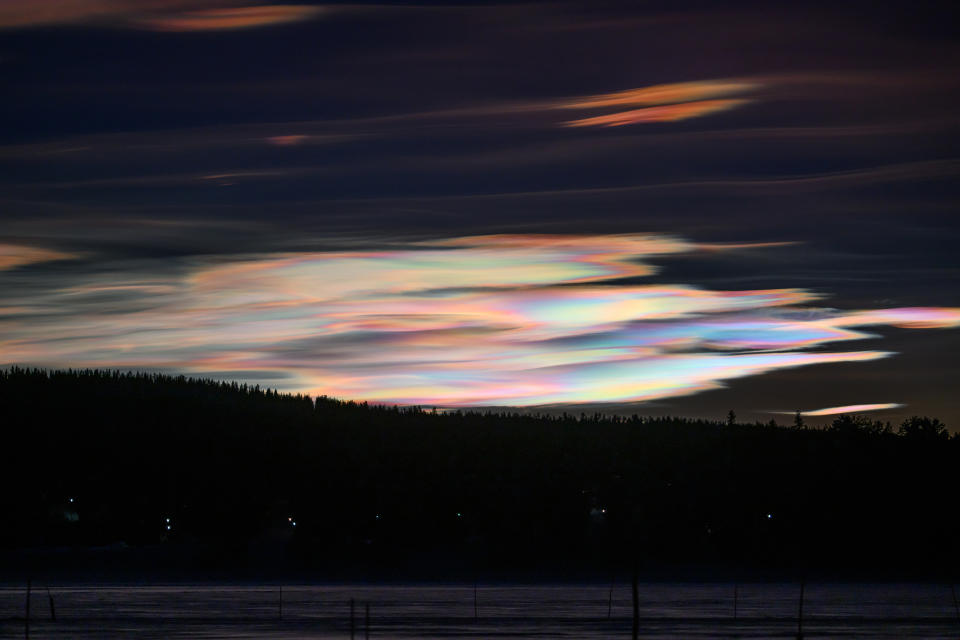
xmin=2 ymin=1 xmax=959 ymax=426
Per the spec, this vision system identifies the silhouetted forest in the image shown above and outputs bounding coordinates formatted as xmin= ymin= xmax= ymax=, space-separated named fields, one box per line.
xmin=2 ymin=368 xmax=957 ymax=578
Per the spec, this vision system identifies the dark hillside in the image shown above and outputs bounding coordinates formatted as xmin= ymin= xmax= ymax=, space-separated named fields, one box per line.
xmin=2 ymin=368 xmax=957 ymax=578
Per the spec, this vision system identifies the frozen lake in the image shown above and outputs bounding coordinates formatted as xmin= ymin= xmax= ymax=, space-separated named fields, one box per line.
xmin=2 ymin=581 xmax=959 ymax=638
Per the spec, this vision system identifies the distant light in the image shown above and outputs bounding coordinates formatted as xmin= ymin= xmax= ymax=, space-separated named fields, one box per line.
xmin=165 ymin=517 xmax=170 ymax=523
xmin=166 ymin=525 xmax=171 ymax=530
xmin=601 ymin=508 xmax=607 ymax=514
xmin=68 ymin=498 xmax=74 ymax=503
xmin=456 ymin=512 xmax=462 ymax=518
xmin=288 ymin=517 xmax=292 ymax=522
xmin=375 ymin=514 xmax=381 ymax=520
xmin=767 ymin=513 xmax=772 ymax=519
xmin=291 ymin=521 xmax=297 ymax=527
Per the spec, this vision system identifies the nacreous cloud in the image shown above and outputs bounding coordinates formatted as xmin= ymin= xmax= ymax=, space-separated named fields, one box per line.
xmin=557 ymin=81 xmax=758 ymax=110
xmin=2 ymin=234 xmax=959 ymax=407
xmin=0 ymin=1 xmax=325 ymax=31
xmin=136 ymin=5 xmax=326 ymax=31
xmin=794 ymin=404 xmax=904 ymax=417
xmin=0 ymin=243 xmax=76 ymax=271
xmin=557 ymin=80 xmax=758 ymax=127
xmin=563 ymin=99 xmax=751 ymax=127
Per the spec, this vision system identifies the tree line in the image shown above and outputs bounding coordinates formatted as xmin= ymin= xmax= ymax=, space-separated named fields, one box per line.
xmin=1 ymin=367 xmax=957 ymax=577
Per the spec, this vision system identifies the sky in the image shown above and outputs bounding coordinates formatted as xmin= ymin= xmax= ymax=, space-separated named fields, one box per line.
xmin=2 ymin=0 xmax=959 ymax=426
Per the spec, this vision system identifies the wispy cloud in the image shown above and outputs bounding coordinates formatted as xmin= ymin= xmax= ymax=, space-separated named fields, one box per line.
xmin=0 ymin=244 xmax=76 ymax=271
xmin=563 ymin=99 xmax=751 ymax=128
xmin=555 ymin=79 xmax=757 ymax=127
xmin=2 ymin=234 xmax=958 ymax=407
xmin=135 ymin=5 xmax=326 ymax=31
xmin=0 ymin=1 xmax=326 ymax=31
xmin=779 ymin=403 xmax=905 ymax=417
xmin=556 ymin=81 xmax=759 ymax=110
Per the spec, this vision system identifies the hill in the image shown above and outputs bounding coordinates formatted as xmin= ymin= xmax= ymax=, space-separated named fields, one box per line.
xmin=1 ymin=367 xmax=957 ymax=579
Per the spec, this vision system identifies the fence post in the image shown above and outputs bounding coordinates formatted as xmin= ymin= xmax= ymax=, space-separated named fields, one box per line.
xmin=796 ymin=578 xmax=805 ymax=640
xmin=607 ymin=579 xmax=613 ymax=619
xmin=46 ymin=587 xmax=56 ymax=622
xmin=733 ymin=582 xmax=738 ymax=620
xmin=25 ymin=578 xmax=31 ymax=640
xmin=951 ymin=583 xmax=960 ymax=625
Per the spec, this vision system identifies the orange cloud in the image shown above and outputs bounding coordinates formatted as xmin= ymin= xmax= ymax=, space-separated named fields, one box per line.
xmin=138 ymin=5 xmax=325 ymax=32
xmin=551 ymin=78 xmax=759 ymax=128
xmin=557 ymin=80 xmax=759 ymax=110
xmin=0 ymin=244 xmax=75 ymax=270
xmin=266 ymin=135 xmax=310 ymax=146
xmin=563 ymin=99 xmax=750 ymax=127
xmin=0 ymin=1 xmax=325 ymax=31
xmin=0 ymin=1 xmax=183 ymax=28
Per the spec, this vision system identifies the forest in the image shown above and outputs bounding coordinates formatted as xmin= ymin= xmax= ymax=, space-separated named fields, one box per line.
xmin=1 ymin=367 xmax=957 ymax=579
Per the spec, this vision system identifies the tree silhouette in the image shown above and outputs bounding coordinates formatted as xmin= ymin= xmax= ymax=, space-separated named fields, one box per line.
xmin=793 ymin=410 xmax=805 ymax=430
xmin=1 ymin=367 xmax=957 ymax=576
xmin=899 ymin=416 xmax=949 ymax=441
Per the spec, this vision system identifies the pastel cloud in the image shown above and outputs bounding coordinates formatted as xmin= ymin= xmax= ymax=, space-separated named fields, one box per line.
xmin=266 ymin=135 xmax=310 ymax=147
xmin=0 ymin=1 xmax=325 ymax=31
xmin=563 ymin=99 xmax=751 ymax=128
xmin=556 ymin=79 xmax=758 ymax=128
xmin=0 ymin=244 xmax=76 ymax=271
xmin=136 ymin=5 xmax=325 ymax=32
xmin=2 ymin=234 xmax=959 ymax=407
xmin=796 ymin=404 xmax=905 ymax=416
xmin=557 ymin=81 xmax=759 ymax=110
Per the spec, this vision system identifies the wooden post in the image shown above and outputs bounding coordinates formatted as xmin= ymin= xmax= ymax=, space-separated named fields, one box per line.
xmin=350 ymin=598 xmax=355 ymax=640
xmin=24 ymin=578 xmax=31 ymax=640
xmin=733 ymin=582 xmax=738 ymax=620
xmin=46 ymin=587 xmax=56 ymax=622
xmin=365 ymin=602 xmax=370 ymax=639
xmin=796 ymin=578 xmax=805 ymax=640
xmin=607 ymin=579 xmax=613 ymax=619
xmin=951 ymin=583 xmax=960 ymax=624
xmin=631 ymin=565 xmax=639 ymax=640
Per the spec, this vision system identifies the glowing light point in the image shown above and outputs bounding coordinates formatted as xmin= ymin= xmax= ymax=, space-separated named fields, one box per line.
xmin=767 ymin=513 xmax=772 ymax=519
xmin=166 ymin=525 xmax=171 ymax=530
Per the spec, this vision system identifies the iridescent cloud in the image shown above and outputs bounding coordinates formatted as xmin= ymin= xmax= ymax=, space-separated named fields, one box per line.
xmin=793 ymin=404 xmax=905 ymax=417
xmin=1 ymin=234 xmax=959 ymax=407
xmin=557 ymin=79 xmax=758 ymax=127
xmin=563 ymin=99 xmax=751 ymax=127
xmin=0 ymin=1 xmax=325 ymax=31
xmin=137 ymin=5 xmax=325 ymax=31
xmin=555 ymin=81 xmax=760 ymax=110
xmin=0 ymin=244 xmax=76 ymax=271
